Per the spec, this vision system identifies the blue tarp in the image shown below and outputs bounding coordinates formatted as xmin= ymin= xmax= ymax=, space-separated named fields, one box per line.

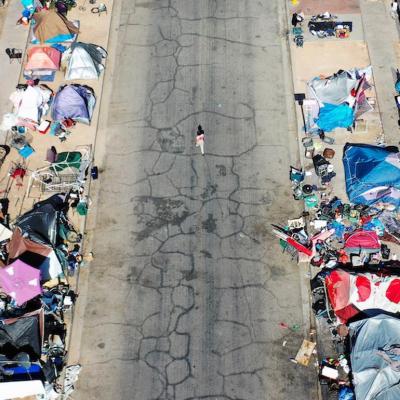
xmin=315 ymin=103 xmax=354 ymax=132
xmin=343 ymin=143 xmax=400 ymax=208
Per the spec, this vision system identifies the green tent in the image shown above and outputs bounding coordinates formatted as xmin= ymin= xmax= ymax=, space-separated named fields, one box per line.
xmin=52 ymin=151 xmax=81 ymax=172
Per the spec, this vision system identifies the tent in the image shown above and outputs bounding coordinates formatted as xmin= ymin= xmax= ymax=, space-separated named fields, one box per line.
xmin=51 ymin=84 xmax=96 ymax=124
xmin=32 ymin=10 xmax=79 ymax=44
xmin=350 ymin=315 xmax=400 ymax=400
xmin=15 ymin=201 xmax=59 ymax=247
xmin=63 ymin=42 xmax=107 ymax=80
xmin=8 ymin=228 xmax=63 ymax=282
xmin=343 ymin=143 xmax=400 ymax=208
xmin=0 ymin=314 xmax=42 ymax=360
xmin=324 ymin=268 xmax=400 ymax=323
xmin=344 ymin=230 xmax=381 ymax=254
xmin=24 ymin=46 xmax=61 ymax=81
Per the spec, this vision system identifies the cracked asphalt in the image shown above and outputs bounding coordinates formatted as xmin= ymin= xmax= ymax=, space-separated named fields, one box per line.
xmin=75 ymin=0 xmax=318 ymax=399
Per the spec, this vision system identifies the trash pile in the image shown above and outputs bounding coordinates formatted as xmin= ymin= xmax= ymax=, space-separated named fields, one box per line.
xmin=291 ymin=11 xmax=353 ymax=48
xmin=308 ymin=13 xmax=352 ymax=40
xmin=274 ymin=65 xmax=400 ymax=398
xmin=0 ymin=0 xmax=107 ymax=398
xmin=0 ymin=194 xmax=84 ymax=399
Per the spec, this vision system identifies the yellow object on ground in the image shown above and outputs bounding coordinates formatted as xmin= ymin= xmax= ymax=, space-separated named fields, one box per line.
xmin=295 ymin=339 xmax=316 ymax=366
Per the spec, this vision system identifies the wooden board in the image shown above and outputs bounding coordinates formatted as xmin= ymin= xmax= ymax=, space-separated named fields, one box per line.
xmin=295 ymin=339 xmax=316 ymax=366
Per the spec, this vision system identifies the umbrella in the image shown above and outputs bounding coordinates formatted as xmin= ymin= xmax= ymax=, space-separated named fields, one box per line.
xmin=0 ymin=260 xmax=42 ymax=305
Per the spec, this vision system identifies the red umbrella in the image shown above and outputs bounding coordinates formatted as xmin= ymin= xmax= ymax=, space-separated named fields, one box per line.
xmin=0 ymin=259 xmax=42 ymax=305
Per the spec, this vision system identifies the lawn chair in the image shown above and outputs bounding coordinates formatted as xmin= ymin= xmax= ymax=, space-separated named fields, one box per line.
xmin=5 ymin=48 xmax=22 ymax=64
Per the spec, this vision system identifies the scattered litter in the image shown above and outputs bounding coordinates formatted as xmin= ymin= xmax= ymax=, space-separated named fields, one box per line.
xmin=295 ymin=339 xmax=316 ymax=366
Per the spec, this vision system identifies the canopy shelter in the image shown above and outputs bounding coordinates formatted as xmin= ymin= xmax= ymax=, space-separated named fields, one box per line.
xmin=0 ymin=260 xmax=42 ymax=306
xmin=31 ymin=10 xmax=79 ymax=44
xmin=63 ymin=42 xmax=107 ymax=80
xmin=8 ymin=228 xmax=63 ymax=282
xmin=343 ymin=143 xmax=400 ymax=208
xmin=29 ymin=145 xmax=92 ymax=193
xmin=24 ymin=46 xmax=61 ymax=82
xmin=350 ymin=315 xmax=400 ymax=400
xmin=51 ymin=84 xmax=96 ymax=124
xmin=324 ymin=268 xmax=400 ymax=323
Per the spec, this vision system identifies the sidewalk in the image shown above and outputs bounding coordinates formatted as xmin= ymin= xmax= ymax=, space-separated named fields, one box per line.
xmin=0 ymin=0 xmax=115 ymax=398
xmin=286 ymin=0 xmax=399 ymax=397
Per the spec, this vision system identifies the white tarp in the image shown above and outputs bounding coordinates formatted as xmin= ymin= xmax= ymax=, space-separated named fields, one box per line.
xmin=0 ymin=380 xmax=45 ymax=399
xmin=9 ymin=86 xmax=52 ymax=123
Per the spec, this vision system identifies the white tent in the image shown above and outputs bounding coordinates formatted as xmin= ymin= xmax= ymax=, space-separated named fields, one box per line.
xmin=63 ymin=42 xmax=107 ymax=80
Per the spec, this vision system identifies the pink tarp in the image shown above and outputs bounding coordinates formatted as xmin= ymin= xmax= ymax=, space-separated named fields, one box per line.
xmin=0 ymin=260 xmax=42 ymax=305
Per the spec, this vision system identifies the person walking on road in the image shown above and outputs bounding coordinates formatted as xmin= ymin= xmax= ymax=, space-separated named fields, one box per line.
xmin=196 ymin=125 xmax=205 ymax=155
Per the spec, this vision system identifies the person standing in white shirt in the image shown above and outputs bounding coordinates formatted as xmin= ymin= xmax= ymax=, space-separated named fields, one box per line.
xmin=195 ymin=125 xmax=205 ymax=155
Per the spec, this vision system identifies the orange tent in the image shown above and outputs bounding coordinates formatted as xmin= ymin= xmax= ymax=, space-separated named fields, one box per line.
xmin=25 ymin=46 xmax=61 ymax=71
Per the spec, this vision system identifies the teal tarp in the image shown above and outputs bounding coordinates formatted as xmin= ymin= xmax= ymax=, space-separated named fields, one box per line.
xmin=315 ymin=103 xmax=354 ymax=132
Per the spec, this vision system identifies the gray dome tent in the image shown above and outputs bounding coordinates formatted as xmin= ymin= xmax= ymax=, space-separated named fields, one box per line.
xmin=63 ymin=42 xmax=107 ymax=80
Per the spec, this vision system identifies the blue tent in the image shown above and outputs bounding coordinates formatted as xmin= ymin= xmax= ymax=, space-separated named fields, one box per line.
xmin=51 ymin=84 xmax=96 ymax=124
xmin=343 ymin=143 xmax=400 ymax=208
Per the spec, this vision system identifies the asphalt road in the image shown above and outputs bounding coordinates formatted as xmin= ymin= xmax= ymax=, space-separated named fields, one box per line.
xmin=75 ymin=0 xmax=318 ymax=399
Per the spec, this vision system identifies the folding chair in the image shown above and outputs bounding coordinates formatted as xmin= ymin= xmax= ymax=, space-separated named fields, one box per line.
xmin=5 ymin=48 xmax=22 ymax=64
